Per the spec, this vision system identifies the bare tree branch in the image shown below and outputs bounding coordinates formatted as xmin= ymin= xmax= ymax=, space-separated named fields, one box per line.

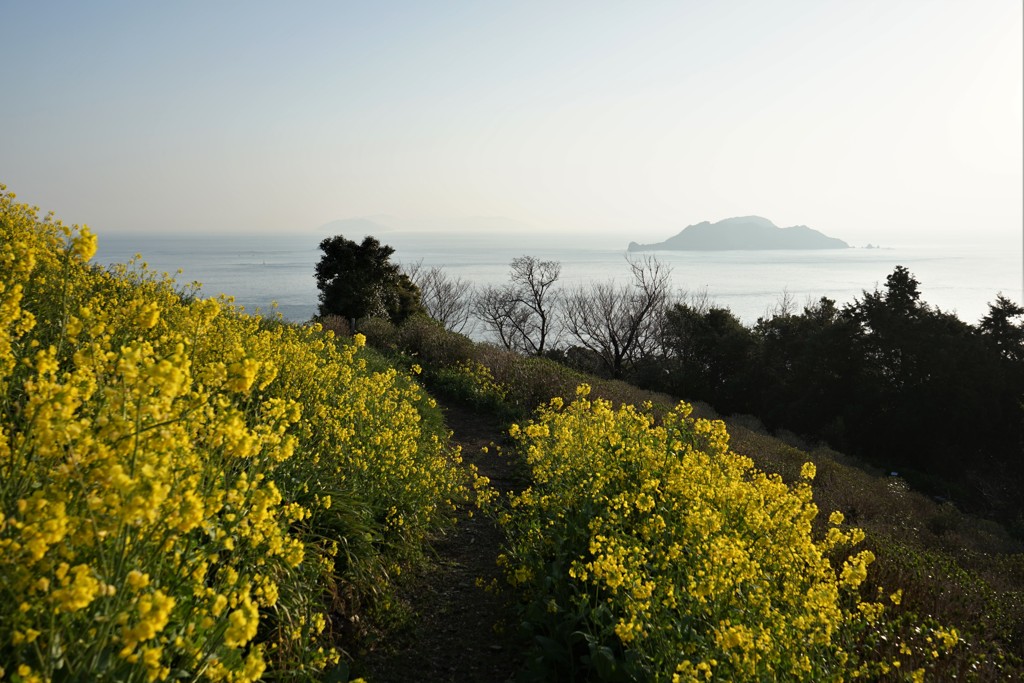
xmin=407 ymin=264 xmax=476 ymax=334
xmin=473 ymin=284 xmax=528 ymax=351
xmin=474 ymin=256 xmax=561 ymax=354
xmin=563 ymin=255 xmax=672 ymax=377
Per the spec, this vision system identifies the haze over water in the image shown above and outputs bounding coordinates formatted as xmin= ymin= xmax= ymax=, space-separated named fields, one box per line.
xmin=95 ymin=231 xmax=1019 ymax=334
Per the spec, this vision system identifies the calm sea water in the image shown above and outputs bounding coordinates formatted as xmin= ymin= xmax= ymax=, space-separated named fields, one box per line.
xmin=95 ymin=231 xmax=1022 ymax=331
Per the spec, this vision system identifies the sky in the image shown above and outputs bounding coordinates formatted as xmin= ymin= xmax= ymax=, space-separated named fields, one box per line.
xmin=1 ymin=0 xmax=1021 ymax=247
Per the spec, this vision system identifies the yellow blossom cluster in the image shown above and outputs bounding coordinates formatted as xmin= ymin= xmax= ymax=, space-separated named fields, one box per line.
xmin=0 ymin=186 xmax=473 ymax=681
xmin=501 ymin=386 xmax=959 ymax=681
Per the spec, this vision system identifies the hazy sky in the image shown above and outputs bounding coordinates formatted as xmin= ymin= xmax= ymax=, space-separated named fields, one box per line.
xmin=2 ymin=1 xmax=1021 ymax=246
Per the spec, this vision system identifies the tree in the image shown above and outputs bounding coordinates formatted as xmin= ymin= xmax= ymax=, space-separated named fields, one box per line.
xmin=405 ymin=262 xmax=475 ymax=334
xmin=841 ymin=266 xmax=1008 ymax=481
xmin=980 ymin=294 xmax=1024 ymax=363
xmin=474 ymin=284 xmax=530 ymax=351
xmin=562 ymin=256 xmax=672 ymax=377
xmin=750 ymin=296 xmax=861 ymax=444
xmin=473 ymin=256 xmax=561 ymax=355
xmin=315 ymin=235 xmax=422 ymax=325
xmin=662 ymin=303 xmax=754 ymax=411
xmin=845 ymin=264 xmax=929 ymax=391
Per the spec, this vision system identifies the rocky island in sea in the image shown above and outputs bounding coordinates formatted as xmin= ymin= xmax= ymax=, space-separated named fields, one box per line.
xmin=628 ymin=216 xmax=850 ymax=251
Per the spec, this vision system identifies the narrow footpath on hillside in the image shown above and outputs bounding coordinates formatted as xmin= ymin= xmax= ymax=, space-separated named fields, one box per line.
xmin=354 ymin=399 xmax=528 ymax=683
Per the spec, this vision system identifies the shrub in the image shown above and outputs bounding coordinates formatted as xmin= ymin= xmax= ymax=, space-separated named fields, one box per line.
xmin=428 ymin=360 xmax=509 ymax=414
xmin=357 ymin=316 xmax=398 ymax=351
xmin=316 ymin=314 xmax=352 ymax=338
xmin=500 ymin=387 xmax=960 ymax=681
xmin=396 ymin=314 xmax=474 ymax=367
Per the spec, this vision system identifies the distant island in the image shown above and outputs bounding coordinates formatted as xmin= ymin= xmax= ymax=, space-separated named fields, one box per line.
xmin=628 ymin=216 xmax=850 ymax=251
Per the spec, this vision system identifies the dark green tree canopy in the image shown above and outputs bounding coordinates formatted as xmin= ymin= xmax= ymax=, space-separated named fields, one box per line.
xmin=315 ymin=234 xmax=422 ymax=324
xmin=663 ymin=303 xmax=753 ymax=412
xmin=981 ymin=294 xmax=1024 ymax=363
xmin=637 ymin=267 xmax=1024 ymax=524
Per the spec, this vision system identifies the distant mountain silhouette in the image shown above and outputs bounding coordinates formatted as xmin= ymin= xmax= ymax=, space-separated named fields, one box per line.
xmin=628 ymin=216 xmax=850 ymax=251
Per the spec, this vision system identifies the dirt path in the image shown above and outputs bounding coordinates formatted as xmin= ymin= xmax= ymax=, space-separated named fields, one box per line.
xmin=354 ymin=400 xmax=527 ymax=682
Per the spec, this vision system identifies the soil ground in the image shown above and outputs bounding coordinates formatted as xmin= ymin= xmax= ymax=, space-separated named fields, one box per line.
xmin=354 ymin=399 xmax=528 ymax=682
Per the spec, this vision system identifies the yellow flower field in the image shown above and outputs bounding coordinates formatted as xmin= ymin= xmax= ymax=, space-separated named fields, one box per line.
xmin=1 ymin=184 xmax=969 ymax=681
xmin=0 ymin=186 xmax=476 ymax=681
xmin=500 ymin=387 xmax=958 ymax=681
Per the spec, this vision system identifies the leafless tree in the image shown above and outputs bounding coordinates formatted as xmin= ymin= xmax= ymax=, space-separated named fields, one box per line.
xmin=511 ymin=256 xmax=561 ymax=354
xmin=405 ymin=261 xmax=475 ymax=334
xmin=562 ymin=255 xmax=673 ymax=377
xmin=684 ymin=286 xmax=713 ymax=315
xmin=761 ymin=287 xmax=797 ymax=321
xmin=473 ymin=256 xmax=561 ymax=355
xmin=474 ymin=284 xmax=529 ymax=350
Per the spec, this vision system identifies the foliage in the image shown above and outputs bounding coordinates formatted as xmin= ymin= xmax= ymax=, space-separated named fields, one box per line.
xmin=315 ymin=234 xmax=422 ymax=325
xmin=650 ymin=267 xmax=1024 ymax=526
xmin=660 ymin=304 xmax=754 ymax=413
xmin=0 ymin=187 xmax=477 ymax=682
xmin=396 ymin=314 xmax=476 ymax=368
xmin=428 ymin=361 xmax=509 ymax=415
xmin=980 ymin=294 xmax=1024 ymax=363
xmin=500 ymin=388 xmax=961 ymax=681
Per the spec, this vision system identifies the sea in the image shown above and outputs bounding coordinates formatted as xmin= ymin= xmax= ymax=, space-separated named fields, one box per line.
xmin=94 ymin=231 xmax=1023 ymax=334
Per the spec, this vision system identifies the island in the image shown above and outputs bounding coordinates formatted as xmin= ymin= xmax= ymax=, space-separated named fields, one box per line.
xmin=627 ymin=216 xmax=850 ymax=251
